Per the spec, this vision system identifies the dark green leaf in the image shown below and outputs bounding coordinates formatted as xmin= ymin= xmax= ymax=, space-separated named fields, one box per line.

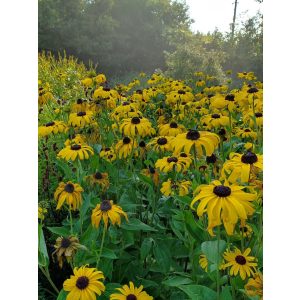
xmin=178 ymin=285 xmax=217 ymax=300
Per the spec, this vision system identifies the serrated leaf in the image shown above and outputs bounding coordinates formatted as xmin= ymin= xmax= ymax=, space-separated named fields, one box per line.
xmin=121 ymin=218 xmax=157 ymax=232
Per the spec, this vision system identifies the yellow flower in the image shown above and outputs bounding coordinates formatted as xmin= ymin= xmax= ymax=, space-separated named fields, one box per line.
xmin=99 ymin=147 xmax=117 ymax=162
xmin=221 ymin=152 xmax=263 ymax=183
xmin=223 ymin=248 xmax=257 ymax=280
xmin=191 ymin=180 xmax=256 ymax=235
xmin=114 ymin=136 xmax=138 ymax=159
xmin=81 ymin=77 xmax=93 ymax=88
xmin=160 ymin=179 xmax=191 ymax=196
xmin=236 ymin=128 xmax=257 ymax=140
xmin=147 ymin=136 xmax=174 ymax=152
xmin=158 ymin=122 xmax=186 ymax=137
xmin=120 ymin=117 xmax=154 ymax=137
xmin=38 ymin=121 xmax=68 ymax=137
xmin=68 ymin=111 xmax=94 ymax=128
xmin=91 ymin=200 xmax=128 ymax=229
xmin=54 ymin=181 xmax=84 ymax=210
xmin=110 ymin=281 xmax=153 ymax=300
xmin=85 ymin=172 xmax=110 ymax=191
xmin=63 ymin=265 xmax=105 ymax=300
xmin=95 ymin=73 xmax=107 ymax=84
xmin=58 ymin=143 xmax=94 ymax=161
xmin=141 ymin=167 xmax=160 ymax=186
xmin=171 ymin=129 xmax=220 ymax=157
xmin=201 ymin=113 xmax=230 ymax=129
xmin=245 ymin=272 xmax=263 ymax=299
xmin=38 ymin=207 xmax=47 ymax=220
xmin=199 ymin=254 xmax=208 ymax=272
xmin=155 ymin=155 xmax=192 ymax=173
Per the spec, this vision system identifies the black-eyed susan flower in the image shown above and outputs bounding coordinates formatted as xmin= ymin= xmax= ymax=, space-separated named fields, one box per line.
xmin=160 ymin=179 xmax=191 ymax=196
xmin=155 ymin=155 xmax=192 ymax=173
xmin=95 ymin=73 xmax=107 ymax=84
xmin=158 ymin=121 xmax=186 ymax=137
xmin=147 ymin=136 xmax=174 ymax=152
xmin=171 ymin=129 xmax=220 ymax=157
xmin=99 ymin=147 xmax=116 ymax=162
xmin=63 ymin=265 xmax=105 ymax=300
xmin=191 ymin=180 xmax=256 ymax=235
xmin=54 ymin=181 xmax=84 ymax=210
xmin=110 ymin=281 xmax=153 ymax=300
xmin=119 ymin=117 xmax=154 ymax=137
xmin=221 ymin=152 xmax=263 ymax=183
xmin=52 ymin=236 xmax=85 ymax=268
xmin=38 ymin=121 xmax=68 ymax=137
xmin=81 ymin=77 xmax=93 ymax=88
xmin=64 ymin=134 xmax=86 ymax=146
xmin=115 ymin=136 xmax=137 ymax=159
xmin=245 ymin=272 xmax=263 ymax=299
xmin=239 ymin=223 xmax=253 ymax=238
xmin=85 ymin=172 xmax=109 ymax=191
xmin=236 ymin=128 xmax=257 ymax=140
xmin=58 ymin=143 xmax=94 ymax=161
xmin=201 ymin=113 xmax=229 ymax=129
xmin=68 ymin=111 xmax=94 ymax=127
xmin=223 ymin=248 xmax=257 ymax=280
xmin=141 ymin=167 xmax=160 ymax=186
xmin=91 ymin=200 xmax=128 ymax=229
xmin=199 ymin=254 xmax=208 ymax=272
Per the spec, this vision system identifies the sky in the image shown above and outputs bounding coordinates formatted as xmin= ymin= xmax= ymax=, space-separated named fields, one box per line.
xmin=185 ymin=0 xmax=262 ymax=33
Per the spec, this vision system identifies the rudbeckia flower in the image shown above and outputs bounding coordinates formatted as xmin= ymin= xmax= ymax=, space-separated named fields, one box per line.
xmin=119 ymin=117 xmax=154 ymax=137
xmin=158 ymin=122 xmax=186 ymax=137
xmin=58 ymin=143 xmax=94 ymax=161
xmin=68 ymin=111 xmax=94 ymax=128
xmin=236 ymin=128 xmax=257 ymax=140
xmin=199 ymin=254 xmax=208 ymax=272
xmin=38 ymin=121 xmax=68 ymax=137
xmin=171 ymin=129 xmax=220 ymax=157
xmin=222 ymin=248 xmax=257 ymax=280
xmin=95 ymin=73 xmax=107 ymax=84
xmin=114 ymin=136 xmax=137 ymax=158
xmin=81 ymin=77 xmax=93 ymax=88
xmin=85 ymin=172 xmax=110 ymax=191
xmin=221 ymin=152 xmax=263 ymax=183
xmin=110 ymin=281 xmax=153 ymax=300
xmin=54 ymin=181 xmax=84 ymax=210
xmin=155 ymin=155 xmax=192 ymax=173
xmin=63 ymin=265 xmax=105 ymax=300
xmin=147 ymin=136 xmax=174 ymax=152
xmin=141 ymin=167 xmax=160 ymax=186
xmin=245 ymin=272 xmax=263 ymax=299
xmin=99 ymin=147 xmax=117 ymax=162
xmin=160 ymin=179 xmax=191 ymax=196
xmin=91 ymin=200 xmax=128 ymax=229
xmin=64 ymin=134 xmax=86 ymax=146
xmin=201 ymin=114 xmax=230 ymax=129
xmin=191 ymin=180 xmax=256 ymax=235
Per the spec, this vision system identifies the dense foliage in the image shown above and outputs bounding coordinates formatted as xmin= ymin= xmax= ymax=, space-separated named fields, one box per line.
xmin=38 ymin=53 xmax=263 ymax=300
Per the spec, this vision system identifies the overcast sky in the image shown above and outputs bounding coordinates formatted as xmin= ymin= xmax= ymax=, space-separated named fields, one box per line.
xmin=185 ymin=0 xmax=262 ymax=33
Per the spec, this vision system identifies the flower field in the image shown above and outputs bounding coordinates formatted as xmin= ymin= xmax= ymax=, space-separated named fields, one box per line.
xmin=38 ymin=53 xmax=263 ymax=300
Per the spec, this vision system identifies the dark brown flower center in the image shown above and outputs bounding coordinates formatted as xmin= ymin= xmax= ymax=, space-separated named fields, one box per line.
xmin=94 ymin=172 xmax=102 ymax=180
xmin=180 ymin=153 xmax=188 ymax=158
xmin=127 ymin=295 xmax=137 ymax=300
xmin=123 ymin=137 xmax=131 ymax=144
xmin=206 ymin=154 xmax=217 ymax=164
xmin=105 ymin=147 xmax=111 ymax=151
xmin=76 ymin=276 xmax=89 ymax=290
xmin=100 ymin=200 xmax=112 ymax=212
xmin=211 ymin=114 xmax=220 ymax=119
xmin=241 ymin=152 xmax=258 ymax=164
xmin=218 ymin=128 xmax=226 ymax=136
xmin=64 ymin=183 xmax=75 ymax=193
xmin=235 ymin=255 xmax=247 ymax=265
xmin=240 ymin=226 xmax=248 ymax=233
xmin=139 ymin=141 xmax=146 ymax=147
xmin=178 ymin=90 xmax=186 ymax=95
xmin=45 ymin=121 xmax=55 ymax=127
xmin=77 ymin=98 xmax=83 ymax=104
xmin=61 ymin=237 xmax=71 ymax=248
xmin=255 ymin=112 xmax=263 ymax=118
xmin=149 ymin=166 xmax=156 ymax=174
xmin=186 ymin=130 xmax=200 ymax=140
xmin=225 ymin=94 xmax=235 ymax=101
xmin=131 ymin=117 xmax=141 ymax=124
xmin=77 ymin=111 xmax=86 ymax=117
xmin=170 ymin=122 xmax=178 ymax=128
xmin=136 ymin=89 xmax=143 ymax=94
xmin=71 ymin=144 xmax=81 ymax=150
xmin=247 ymin=87 xmax=258 ymax=93
xmin=157 ymin=137 xmax=167 ymax=145
xmin=244 ymin=129 xmax=251 ymax=132
xmin=122 ymin=101 xmax=130 ymax=106
xmin=103 ymin=87 xmax=111 ymax=91
xmin=213 ymin=185 xmax=231 ymax=197
xmin=167 ymin=157 xmax=178 ymax=163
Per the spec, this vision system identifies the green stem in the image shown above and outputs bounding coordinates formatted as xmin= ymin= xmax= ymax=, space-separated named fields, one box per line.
xmin=217 ymin=226 xmax=221 ymax=300
xmin=69 ymin=206 xmax=73 ymax=235
xmin=230 ymin=277 xmax=236 ymax=300
xmin=96 ymin=227 xmax=106 ymax=268
xmin=39 ymin=266 xmax=60 ymax=295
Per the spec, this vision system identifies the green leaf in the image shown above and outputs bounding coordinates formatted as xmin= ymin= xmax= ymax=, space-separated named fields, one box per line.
xmin=38 ymin=224 xmax=49 ymax=267
xmin=121 ymin=218 xmax=157 ymax=232
xmin=101 ymin=247 xmax=118 ymax=259
xmin=47 ymin=226 xmax=70 ymax=237
xmin=220 ymin=286 xmax=233 ymax=300
xmin=153 ymin=240 xmax=171 ymax=273
xmin=163 ymin=276 xmax=193 ymax=287
xmin=178 ymin=285 xmax=217 ymax=300
xmin=184 ymin=210 xmax=204 ymax=242
xmin=57 ymin=289 xmax=68 ymax=300
xmin=201 ymin=240 xmax=227 ymax=264
xmin=140 ymin=237 xmax=153 ymax=261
